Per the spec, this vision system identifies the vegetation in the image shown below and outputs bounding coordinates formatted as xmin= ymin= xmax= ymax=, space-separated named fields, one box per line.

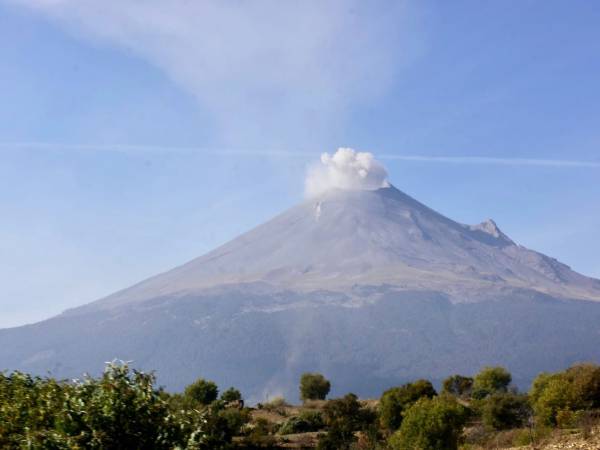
xmin=379 ymin=379 xmax=437 ymax=431
xmin=480 ymin=392 xmax=530 ymax=430
xmin=0 ymin=362 xmax=181 ymax=449
xmin=529 ymin=363 xmax=600 ymax=426
xmin=388 ymin=395 xmax=469 ymax=450
xmin=221 ymin=387 xmax=243 ymax=403
xmin=317 ymin=393 xmax=377 ymax=450
xmin=299 ymin=372 xmax=331 ymax=401
xmin=183 ymin=377 xmax=219 ymax=406
xmin=1 ymin=361 xmax=599 ymax=449
xmin=471 ymin=366 xmax=512 ymax=399
xmin=278 ymin=410 xmax=324 ymax=435
xmin=442 ymin=374 xmax=474 ymax=398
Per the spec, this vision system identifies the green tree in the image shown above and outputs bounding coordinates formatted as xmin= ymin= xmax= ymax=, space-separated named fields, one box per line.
xmin=442 ymin=374 xmax=474 ymax=398
xmin=472 ymin=366 xmax=512 ymax=399
xmin=220 ymin=387 xmax=242 ymax=403
xmin=530 ymin=363 xmax=600 ymax=426
xmin=299 ymin=372 xmax=331 ymax=401
xmin=67 ymin=362 xmax=181 ymax=449
xmin=184 ymin=378 xmax=219 ymax=406
xmin=379 ymin=379 xmax=437 ymax=431
xmin=389 ymin=396 xmax=468 ymax=450
xmin=565 ymin=363 xmax=600 ymax=410
xmin=0 ymin=362 xmax=184 ymax=449
xmin=481 ymin=392 xmax=531 ymax=430
xmin=317 ymin=393 xmax=376 ymax=450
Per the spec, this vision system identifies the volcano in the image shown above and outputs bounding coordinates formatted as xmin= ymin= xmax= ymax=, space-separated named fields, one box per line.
xmin=2 ymin=185 xmax=600 ymax=401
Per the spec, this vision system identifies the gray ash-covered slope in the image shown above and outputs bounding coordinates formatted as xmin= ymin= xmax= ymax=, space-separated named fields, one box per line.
xmin=2 ymin=186 xmax=600 ymax=400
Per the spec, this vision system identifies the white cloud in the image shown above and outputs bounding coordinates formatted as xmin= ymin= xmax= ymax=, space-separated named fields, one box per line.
xmin=305 ymin=147 xmax=389 ymax=197
xmin=8 ymin=0 xmax=422 ymax=146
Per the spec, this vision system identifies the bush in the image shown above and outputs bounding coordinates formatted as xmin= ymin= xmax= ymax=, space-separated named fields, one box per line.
xmin=278 ymin=410 xmax=324 ymax=434
xmin=388 ymin=396 xmax=468 ymax=450
xmin=300 ymin=372 xmax=331 ymax=401
xmin=0 ymin=362 xmax=182 ymax=449
xmin=218 ymin=406 xmax=251 ymax=436
xmin=442 ymin=374 xmax=473 ymax=398
xmin=239 ymin=418 xmax=277 ymax=448
xmin=481 ymin=392 xmax=531 ymax=430
xmin=472 ymin=366 xmax=512 ymax=399
xmin=221 ymin=387 xmax=243 ymax=403
xmin=530 ymin=363 xmax=600 ymax=426
xmin=317 ymin=393 xmax=377 ymax=450
xmin=379 ymin=379 xmax=437 ymax=431
xmin=184 ymin=378 xmax=219 ymax=406
xmin=565 ymin=363 xmax=600 ymax=409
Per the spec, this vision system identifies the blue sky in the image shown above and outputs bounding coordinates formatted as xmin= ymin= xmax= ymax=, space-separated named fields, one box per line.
xmin=1 ymin=0 xmax=599 ymax=328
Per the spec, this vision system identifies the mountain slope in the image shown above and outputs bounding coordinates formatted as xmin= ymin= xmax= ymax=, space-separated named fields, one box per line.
xmin=78 ymin=185 xmax=600 ymax=312
xmin=1 ymin=186 xmax=599 ymax=400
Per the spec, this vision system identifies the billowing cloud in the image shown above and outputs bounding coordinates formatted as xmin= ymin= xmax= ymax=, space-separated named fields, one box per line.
xmin=305 ymin=148 xmax=389 ymax=197
xmin=7 ymin=0 xmax=422 ymax=146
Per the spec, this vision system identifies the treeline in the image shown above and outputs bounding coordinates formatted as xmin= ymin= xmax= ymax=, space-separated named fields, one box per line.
xmin=1 ymin=362 xmax=599 ymax=449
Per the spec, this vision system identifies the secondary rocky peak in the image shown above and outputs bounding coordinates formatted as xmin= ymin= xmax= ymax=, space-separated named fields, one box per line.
xmin=470 ymin=218 xmax=514 ymax=244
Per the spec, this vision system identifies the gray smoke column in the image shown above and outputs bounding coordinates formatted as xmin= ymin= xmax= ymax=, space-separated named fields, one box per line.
xmin=305 ymin=148 xmax=389 ymax=197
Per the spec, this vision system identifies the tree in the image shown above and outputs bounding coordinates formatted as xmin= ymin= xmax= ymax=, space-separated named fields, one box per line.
xmin=481 ymin=392 xmax=531 ymax=430
xmin=530 ymin=363 xmax=600 ymax=426
xmin=388 ymin=396 xmax=468 ymax=450
xmin=0 ymin=362 xmax=183 ymax=449
xmin=379 ymin=379 xmax=437 ymax=431
xmin=299 ymin=372 xmax=331 ymax=401
xmin=564 ymin=363 xmax=600 ymax=410
xmin=184 ymin=378 xmax=219 ymax=406
xmin=442 ymin=375 xmax=474 ymax=398
xmin=317 ymin=393 xmax=376 ymax=450
xmin=472 ymin=366 xmax=511 ymax=399
xmin=220 ymin=387 xmax=242 ymax=403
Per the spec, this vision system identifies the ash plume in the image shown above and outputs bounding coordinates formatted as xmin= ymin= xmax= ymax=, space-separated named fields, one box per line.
xmin=305 ymin=148 xmax=389 ymax=197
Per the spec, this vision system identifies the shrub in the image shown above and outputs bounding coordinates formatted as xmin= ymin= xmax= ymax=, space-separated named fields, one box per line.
xmin=300 ymin=372 xmax=331 ymax=401
xmin=279 ymin=410 xmax=324 ymax=434
xmin=181 ymin=402 xmax=250 ymax=450
xmin=184 ymin=378 xmax=219 ymax=406
xmin=240 ymin=418 xmax=278 ymax=448
xmin=442 ymin=374 xmax=474 ymax=398
xmin=379 ymin=379 xmax=437 ymax=431
xmin=472 ymin=366 xmax=511 ymax=399
xmin=317 ymin=393 xmax=377 ymax=450
xmin=481 ymin=392 xmax=531 ymax=430
xmin=530 ymin=363 xmax=600 ymax=426
xmin=388 ymin=396 xmax=468 ymax=450
xmin=565 ymin=363 xmax=600 ymax=409
xmin=221 ymin=387 xmax=243 ymax=403
xmin=218 ymin=406 xmax=251 ymax=436
xmin=0 ymin=362 xmax=182 ymax=449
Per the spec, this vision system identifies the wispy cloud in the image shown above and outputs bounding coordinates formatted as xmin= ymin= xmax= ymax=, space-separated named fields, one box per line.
xmin=2 ymin=141 xmax=599 ymax=168
xmin=6 ymin=0 xmax=422 ymax=147
xmin=0 ymin=141 xmax=312 ymax=158
xmin=379 ymin=154 xmax=600 ymax=168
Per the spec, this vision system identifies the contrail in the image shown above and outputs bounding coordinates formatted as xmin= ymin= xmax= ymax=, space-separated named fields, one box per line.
xmin=1 ymin=141 xmax=598 ymax=168
xmin=378 ymin=154 xmax=600 ymax=168
xmin=0 ymin=141 xmax=311 ymax=157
